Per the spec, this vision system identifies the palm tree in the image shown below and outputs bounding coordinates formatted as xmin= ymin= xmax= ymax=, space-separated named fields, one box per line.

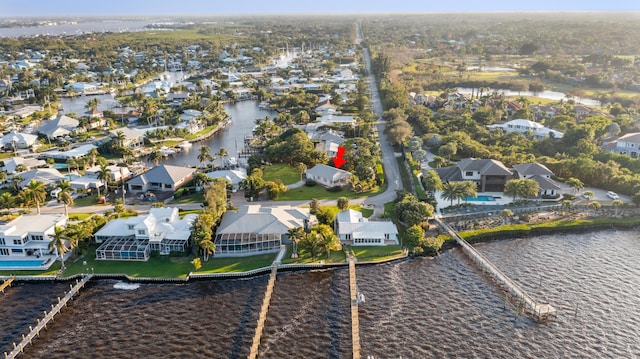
xmin=96 ymin=164 xmax=112 ymax=198
xmin=195 ymin=172 xmax=213 ymax=189
xmin=566 ymin=177 xmax=584 ymax=195
xmin=612 ymin=199 xmax=624 ymax=216
xmin=49 ymin=226 xmax=69 ymax=269
xmin=199 ymin=238 xmax=216 ymax=262
xmin=218 ymin=147 xmax=229 ymax=167
xmin=198 ymin=146 xmax=212 ymax=168
xmin=114 ymin=130 xmax=126 ymax=147
xmin=22 ymin=180 xmax=46 ymax=214
xmin=461 ymin=181 xmax=477 ymax=204
xmin=582 ymin=190 xmax=594 ymax=205
xmin=148 ymin=149 xmax=163 ymax=166
xmin=57 ymin=180 xmax=74 ymax=216
xmin=0 ymin=192 xmax=14 ymax=212
xmin=441 ymin=182 xmax=459 ymax=206
xmin=85 ymin=98 xmax=100 ymax=112
xmin=89 ymin=148 xmax=99 ymax=167
xmin=295 ymin=162 xmax=307 ymax=182
xmin=287 ymin=227 xmax=305 ymax=255
xmin=301 ymin=230 xmax=323 ymax=261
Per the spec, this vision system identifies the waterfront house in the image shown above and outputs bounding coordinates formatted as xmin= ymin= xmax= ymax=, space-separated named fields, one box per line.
xmin=512 ymin=163 xmax=561 ymax=197
xmin=17 ymin=168 xmax=66 ymax=188
xmin=39 ymin=144 xmax=98 ymax=161
xmin=205 ymin=168 xmax=246 ymax=191
xmin=435 ymin=158 xmax=513 ymax=192
xmin=110 ymin=127 xmax=145 ymax=149
xmin=214 ymin=205 xmax=314 ymax=257
xmin=334 ymin=209 xmax=398 ymax=246
xmin=95 ymin=207 xmax=197 ymax=260
xmin=126 ymin=165 xmax=196 ymax=194
xmin=0 ymin=214 xmax=68 ymax=269
xmin=305 ymin=164 xmax=352 ymax=188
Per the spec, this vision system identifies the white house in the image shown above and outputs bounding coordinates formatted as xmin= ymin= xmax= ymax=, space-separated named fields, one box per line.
xmin=334 ymin=209 xmax=398 ymax=246
xmin=512 ymin=163 xmax=561 ymax=197
xmin=0 ymin=214 xmax=68 ymax=270
xmin=38 ymin=115 xmax=80 ymax=140
xmin=305 ymin=164 xmax=352 ymax=188
xmin=0 ymin=131 xmax=38 ymax=149
xmin=214 ymin=205 xmax=314 ymax=257
xmin=206 ymin=168 xmax=246 ymax=191
xmin=487 ymin=119 xmax=564 ymax=140
xmin=609 ymin=132 xmax=640 ymax=158
xmin=1 ymin=157 xmax=46 ymax=174
xmin=94 ymin=207 xmax=197 ymax=260
xmin=110 ymin=127 xmax=145 ymax=149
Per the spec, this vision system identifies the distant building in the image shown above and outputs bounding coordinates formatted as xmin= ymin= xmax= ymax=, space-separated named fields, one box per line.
xmin=487 ymin=119 xmax=564 ymax=140
xmin=607 ymin=132 xmax=640 ymax=158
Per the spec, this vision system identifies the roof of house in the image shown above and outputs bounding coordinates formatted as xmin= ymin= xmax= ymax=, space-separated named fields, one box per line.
xmin=1 ymin=156 xmax=45 ymax=174
xmin=19 ymin=168 xmax=66 ymax=188
xmin=457 ymin=158 xmax=513 ymax=176
xmin=216 ymin=205 xmax=310 ymax=236
xmin=38 ymin=115 xmax=79 ymax=137
xmin=205 ymin=168 xmax=247 ymax=186
xmin=530 ymin=175 xmax=561 ymax=190
xmin=336 ymin=209 xmax=362 ymax=223
xmin=513 ymin=163 xmax=554 ymax=177
xmin=0 ymin=214 xmax=66 ymax=237
xmin=336 ymin=209 xmax=398 ymax=238
xmin=306 ymin=164 xmax=352 ymax=181
xmin=616 ymin=132 xmax=640 ymax=144
xmin=0 ymin=131 xmax=38 ymax=146
xmin=94 ymin=207 xmax=196 ymax=240
xmin=110 ymin=127 xmax=144 ymax=140
xmin=127 ymin=165 xmax=196 ymax=186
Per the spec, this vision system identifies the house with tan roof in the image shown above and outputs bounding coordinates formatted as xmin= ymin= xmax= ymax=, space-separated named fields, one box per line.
xmin=126 ymin=165 xmax=196 ymax=193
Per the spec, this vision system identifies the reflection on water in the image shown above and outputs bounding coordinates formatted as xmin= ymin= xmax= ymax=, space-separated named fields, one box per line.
xmin=2 ymin=230 xmax=640 ymax=358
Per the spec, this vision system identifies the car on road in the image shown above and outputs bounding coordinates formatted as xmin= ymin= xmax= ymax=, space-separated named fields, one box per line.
xmin=607 ymin=191 xmax=620 ymax=200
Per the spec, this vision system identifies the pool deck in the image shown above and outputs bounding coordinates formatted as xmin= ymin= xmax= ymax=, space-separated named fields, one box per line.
xmin=436 ymin=192 xmax=510 ymax=212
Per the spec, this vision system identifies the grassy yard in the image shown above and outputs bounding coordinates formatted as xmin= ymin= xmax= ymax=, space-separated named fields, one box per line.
xmin=72 ymin=194 xmax=110 ymax=207
xmin=170 ymin=192 xmax=205 ymax=204
xmin=281 ymin=245 xmax=346 ymax=264
xmin=63 ymin=248 xmax=277 ymax=278
xmin=68 ymin=213 xmax=94 ymax=221
xmin=384 ymin=201 xmax=395 ymax=217
xmin=278 ymin=184 xmax=381 ymax=201
xmin=263 ymin=164 xmax=300 ymax=185
xmin=351 ymin=245 xmax=404 ymax=262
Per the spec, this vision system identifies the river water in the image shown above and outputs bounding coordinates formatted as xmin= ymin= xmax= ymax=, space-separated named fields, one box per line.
xmin=0 ymin=20 xmax=152 ymax=38
xmin=2 ymin=229 xmax=640 ymax=358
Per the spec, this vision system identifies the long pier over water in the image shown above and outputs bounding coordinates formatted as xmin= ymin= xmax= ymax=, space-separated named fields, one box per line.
xmin=4 ymin=275 xmax=93 ymax=359
xmin=435 ymin=218 xmax=556 ymax=321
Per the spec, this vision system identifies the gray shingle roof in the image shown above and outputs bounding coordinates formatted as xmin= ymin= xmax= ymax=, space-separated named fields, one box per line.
xmin=513 ymin=163 xmax=553 ymax=177
xmin=306 ymin=164 xmax=352 ymax=181
xmin=127 ymin=165 xmax=195 ymax=186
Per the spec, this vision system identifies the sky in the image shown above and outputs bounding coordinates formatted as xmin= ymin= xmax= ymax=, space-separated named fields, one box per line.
xmin=2 ymin=0 xmax=639 ymax=17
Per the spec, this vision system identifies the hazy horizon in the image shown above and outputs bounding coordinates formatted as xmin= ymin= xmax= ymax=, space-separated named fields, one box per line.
xmin=2 ymin=0 xmax=639 ymax=17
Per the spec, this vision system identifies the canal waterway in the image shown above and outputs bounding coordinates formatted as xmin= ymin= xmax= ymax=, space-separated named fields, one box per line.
xmin=2 ymin=229 xmax=640 ymax=358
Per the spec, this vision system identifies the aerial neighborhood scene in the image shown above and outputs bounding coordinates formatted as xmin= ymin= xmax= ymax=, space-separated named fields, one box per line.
xmin=1 ymin=0 xmax=640 ymax=357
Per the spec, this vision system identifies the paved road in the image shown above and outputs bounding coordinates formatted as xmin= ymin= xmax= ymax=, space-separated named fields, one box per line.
xmin=357 ymin=23 xmax=403 ymax=217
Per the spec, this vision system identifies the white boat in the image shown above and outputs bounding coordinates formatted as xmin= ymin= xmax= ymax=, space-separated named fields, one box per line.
xmin=226 ymin=157 xmax=238 ymax=167
xmin=177 ymin=140 xmax=192 ymax=149
xmin=159 ymin=146 xmax=176 ymax=156
xmin=113 ymin=281 xmax=140 ymax=290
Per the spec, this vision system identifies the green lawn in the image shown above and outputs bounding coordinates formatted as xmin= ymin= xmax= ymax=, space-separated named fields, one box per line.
xmin=68 ymin=213 xmax=94 ymax=221
xmin=170 ymin=192 xmax=205 ymax=204
xmin=278 ymin=184 xmax=381 ymax=201
xmin=352 ymin=245 xmax=404 ymax=262
xmin=63 ymin=247 xmax=277 ymax=278
xmin=263 ymin=164 xmax=300 ymax=185
xmin=72 ymin=194 xmax=109 ymax=207
xmin=281 ymin=245 xmax=346 ymax=264
xmin=384 ymin=201 xmax=394 ymax=217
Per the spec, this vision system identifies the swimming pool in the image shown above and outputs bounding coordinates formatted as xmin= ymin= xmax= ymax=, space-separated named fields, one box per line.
xmin=0 ymin=260 xmax=47 ymax=267
xmin=464 ymin=195 xmax=496 ymax=201
xmin=52 ymin=163 xmax=68 ymax=169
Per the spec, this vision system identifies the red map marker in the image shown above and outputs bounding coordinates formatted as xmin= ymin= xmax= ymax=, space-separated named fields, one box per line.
xmin=333 ymin=146 xmax=347 ymax=168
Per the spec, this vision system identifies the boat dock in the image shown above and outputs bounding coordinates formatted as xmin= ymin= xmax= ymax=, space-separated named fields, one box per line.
xmin=435 ymin=218 xmax=557 ymax=321
xmin=248 ymin=265 xmax=278 ymax=359
xmin=348 ymin=257 xmax=361 ymax=359
xmin=0 ymin=277 xmax=14 ymax=294
xmin=3 ymin=275 xmax=93 ymax=359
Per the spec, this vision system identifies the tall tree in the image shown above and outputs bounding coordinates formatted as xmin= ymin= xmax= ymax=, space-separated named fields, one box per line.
xmin=57 ymin=180 xmax=74 ymax=216
xmin=198 ymin=145 xmax=212 ymax=168
xmin=287 ymin=226 xmax=305 ymax=255
xmin=218 ymin=147 xmax=229 ymax=167
xmin=22 ymin=180 xmax=46 ymax=214
xmin=49 ymin=226 xmax=69 ymax=269
xmin=96 ymin=164 xmax=112 ymax=198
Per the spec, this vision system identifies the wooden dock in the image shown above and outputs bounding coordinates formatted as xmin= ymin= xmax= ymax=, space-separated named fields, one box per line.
xmin=348 ymin=258 xmax=361 ymax=359
xmin=4 ymin=275 xmax=93 ymax=359
xmin=248 ymin=265 xmax=278 ymax=359
xmin=435 ymin=218 xmax=557 ymax=321
xmin=0 ymin=277 xmax=14 ymax=294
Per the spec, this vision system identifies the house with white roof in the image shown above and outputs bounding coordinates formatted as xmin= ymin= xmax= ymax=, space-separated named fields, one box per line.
xmin=39 ymin=144 xmax=97 ymax=160
xmin=306 ymin=164 xmax=352 ymax=188
xmin=18 ymin=168 xmax=66 ymax=188
xmin=0 ymin=131 xmax=38 ymax=149
xmin=206 ymin=168 xmax=246 ymax=191
xmin=1 ymin=156 xmax=46 ymax=174
xmin=38 ymin=114 xmax=81 ymax=140
xmin=94 ymin=207 xmax=197 ymax=260
xmin=334 ymin=209 xmax=398 ymax=246
xmin=317 ymin=114 xmax=356 ymax=126
xmin=110 ymin=127 xmax=144 ymax=149
xmin=0 ymin=214 xmax=68 ymax=269
xmin=487 ymin=119 xmax=564 ymax=140
xmin=214 ymin=205 xmax=315 ymax=257
xmin=127 ymin=165 xmax=196 ymax=193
